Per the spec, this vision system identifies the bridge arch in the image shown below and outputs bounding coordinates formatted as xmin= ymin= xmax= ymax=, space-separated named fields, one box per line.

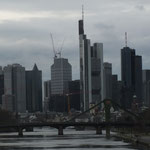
xmin=68 ymin=99 xmax=141 ymax=122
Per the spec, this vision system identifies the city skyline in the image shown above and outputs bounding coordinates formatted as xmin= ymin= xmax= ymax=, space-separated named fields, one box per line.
xmin=0 ymin=0 xmax=150 ymax=81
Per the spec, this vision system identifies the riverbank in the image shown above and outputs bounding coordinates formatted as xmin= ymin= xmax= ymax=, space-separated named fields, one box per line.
xmin=114 ymin=132 xmax=150 ymax=149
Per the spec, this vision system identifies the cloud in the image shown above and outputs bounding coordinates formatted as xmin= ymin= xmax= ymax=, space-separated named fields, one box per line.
xmin=0 ymin=10 xmax=83 ymax=24
xmin=0 ymin=0 xmax=150 ymax=81
xmin=135 ymin=5 xmax=145 ymax=11
xmin=95 ymin=23 xmax=115 ymax=30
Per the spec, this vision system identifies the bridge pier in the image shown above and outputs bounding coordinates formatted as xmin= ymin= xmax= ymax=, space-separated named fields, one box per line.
xmin=18 ymin=127 xmax=23 ymax=137
xmin=96 ymin=126 xmax=102 ymax=135
xmin=58 ymin=126 xmax=63 ymax=135
xmin=106 ymin=126 xmax=110 ymax=138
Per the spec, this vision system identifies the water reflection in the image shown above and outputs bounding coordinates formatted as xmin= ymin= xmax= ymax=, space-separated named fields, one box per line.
xmin=0 ymin=128 xmax=145 ymax=150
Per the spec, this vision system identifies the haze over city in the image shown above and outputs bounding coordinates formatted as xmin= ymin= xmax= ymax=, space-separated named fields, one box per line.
xmin=0 ymin=0 xmax=150 ymax=81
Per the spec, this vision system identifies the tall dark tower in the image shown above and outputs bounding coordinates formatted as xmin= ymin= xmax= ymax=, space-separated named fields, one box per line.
xmin=121 ymin=47 xmax=135 ymax=88
xmin=135 ymin=55 xmax=142 ymax=104
xmin=78 ymin=7 xmax=103 ymax=111
xmin=26 ymin=64 xmax=42 ymax=112
xmin=121 ymin=36 xmax=142 ymax=108
xmin=78 ymin=9 xmax=92 ymax=111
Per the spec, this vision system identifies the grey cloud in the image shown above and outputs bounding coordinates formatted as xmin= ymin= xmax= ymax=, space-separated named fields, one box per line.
xmin=95 ymin=23 xmax=115 ymax=30
xmin=0 ymin=0 xmax=150 ymax=81
xmin=135 ymin=5 xmax=145 ymax=11
xmin=0 ymin=0 xmax=83 ymax=11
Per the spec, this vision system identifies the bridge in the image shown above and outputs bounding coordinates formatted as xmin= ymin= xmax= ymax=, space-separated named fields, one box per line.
xmin=0 ymin=99 xmax=149 ymax=137
xmin=0 ymin=121 xmax=150 ymax=137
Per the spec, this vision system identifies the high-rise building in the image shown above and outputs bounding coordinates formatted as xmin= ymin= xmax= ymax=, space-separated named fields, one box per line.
xmin=49 ymin=58 xmax=72 ymax=112
xmin=78 ymin=17 xmax=103 ymax=111
xmin=103 ymin=62 xmax=112 ymax=99
xmin=121 ymin=47 xmax=142 ymax=108
xmin=0 ymin=67 xmax=4 ymax=106
xmin=44 ymin=80 xmax=51 ymax=112
xmin=135 ymin=56 xmax=142 ymax=104
xmin=2 ymin=64 xmax=26 ymax=113
xmin=112 ymin=75 xmax=122 ymax=109
xmin=79 ymin=20 xmax=91 ymax=111
xmin=121 ymin=47 xmax=135 ymax=88
xmin=91 ymin=43 xmax=103 ymax=105
xmin=142 ymin=70 xmax=150 ymax=108
xmin=51 ymin=58 xmax=72 ymax=95
xmin=26 ymin=64 xmax=42 ymax=112
xmin=68 ymin=80 xmax=80 ymax=111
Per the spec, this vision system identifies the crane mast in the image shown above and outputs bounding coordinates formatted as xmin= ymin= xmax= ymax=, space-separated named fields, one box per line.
xmin=50 ymin=33 xmax=65 ymax=59
xmin=50 ymin=33 xmax=57 ymax=58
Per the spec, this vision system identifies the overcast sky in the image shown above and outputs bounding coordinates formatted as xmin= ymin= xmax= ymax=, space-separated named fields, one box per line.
xmin=0 ymin=0 xmax=150 ymax=81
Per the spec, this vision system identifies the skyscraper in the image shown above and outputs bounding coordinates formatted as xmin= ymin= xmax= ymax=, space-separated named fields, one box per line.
xmin=121 ymin=47 xmax=142 ymax=108
xmin=135 ymin=56 xmax=142 ymax=104
xmin=103 ymin=62 xmax=112 ymax=99
xmin=0 ymin=67 xmax=4 ymax=106
xmin=79 ymin=20 xmax=91 ymax=111
xmin=78 ymin=17 xmax=103 ymax=111
xmin=26 ymin=64 xmax=42 ymax=112
xmin=112 ymin=75 xmax=121 ymax=106
xmin=121 ymin=47 xmax=135 ymax=88
xmin=51 ymin=58 xmax=72 ymax=95
xmin=2 ymin=64 xmax=26 ymax=113
xmin=142 ymin=70 xmax=150 ymax=108
xmin=91 ymin=43 xmax=103 ymax=105
xmin=44 ymin=80 xmax=51 ymax=112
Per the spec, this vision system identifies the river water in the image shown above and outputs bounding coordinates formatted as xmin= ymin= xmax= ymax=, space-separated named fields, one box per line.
xmin=0 ymin=128 xmax=146 ymax=150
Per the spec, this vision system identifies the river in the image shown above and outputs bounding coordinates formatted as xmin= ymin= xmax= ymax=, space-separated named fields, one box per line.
xmin=0 ymin=127 xmax=147 ymax=150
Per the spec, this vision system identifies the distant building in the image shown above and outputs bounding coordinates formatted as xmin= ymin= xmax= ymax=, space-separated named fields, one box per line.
xmin=48 ymin=80 xmax=80 ymax=113
xmin=48 ymin=57 xmax=72 ymax=112
xmin=142 ymin=70 xmax=150 ymax=108
xmin=103 ymin=62 xmax=112 ymax=99
xmin=0 ymin=66 xmax=3 ymax=74
xmin=2 ymin=64 xmax=26 ymax=113
xmin=68 ymin=80 xmax=80 ymax=111
xmin=112 ymin=75 xmax=122 ymax=109
xmin=26 ymin=64 xmax=42 ymax=112
xmin=91 ymin=43 xmax=103 ymax=105
xmin=51 ymin=58 xmax=72 ymax=95
xmin=135 ymin=56 xmax=142 ymax=104
xmin=43 ymin=80 xmax=51 ymax=112
xmin=49 ymin=95 xmax=67 ymax=112
xmin=78 ymin=18 xmax=103 ymax=111
xmin=121 ymin=47 xmax=142 ymax=108
xmin=0 ymin=67 xmax=4 ymax=106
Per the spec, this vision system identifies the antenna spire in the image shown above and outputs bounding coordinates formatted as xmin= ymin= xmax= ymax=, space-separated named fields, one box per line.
xmin=82 ymin=5 xmax=84 ymax=21
xmin=125 ymin=32 xmax=127 ymax=47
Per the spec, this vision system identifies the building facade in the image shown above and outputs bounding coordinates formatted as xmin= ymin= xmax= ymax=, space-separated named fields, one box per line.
xmin=142 ymin=70 xmax=150 ymax=108
xmin=44 ymin=80 xmax=51 ymax=112
xmin=103 ymin=62 xmax=112 ymax=99
xmin=91 ymin=43 xmax=103 ymax=105
xmin=78 ymin=19 xmax=103 ymax=111
xmin=135 ymin=56 xmax=142 ymax=104
xmin=51 ymin=58 xmax=72 ymax=95
xmin=68 ymin=80 xmax=80 ymax=111
xmin=2 ymin=64 xmax=26 ymax=113
xmin=26 ymin=64 xmax=42 ymax=112
xmin=78 ymin=20 xmax=91 ymax=111
xmin=121 ymin=47 xmax=142 ymax=108
xmin=0 ymin=67 xmax=4 ymax=106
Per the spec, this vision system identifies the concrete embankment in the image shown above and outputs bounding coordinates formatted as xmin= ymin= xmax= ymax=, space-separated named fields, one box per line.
xmin=114 ymin=133 xmax=150 ymax=149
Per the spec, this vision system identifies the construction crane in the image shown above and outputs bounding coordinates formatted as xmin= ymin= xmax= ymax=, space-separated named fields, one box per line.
xmin=50 ymin=33 xmax=57 ymax=58
xmin=125 ymin=32 xmax=128 ymax=47
xmin=50 ymin=33 xmax=65 ymax=59
xmin=58 ymin=37 xmax=65 ymax=58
